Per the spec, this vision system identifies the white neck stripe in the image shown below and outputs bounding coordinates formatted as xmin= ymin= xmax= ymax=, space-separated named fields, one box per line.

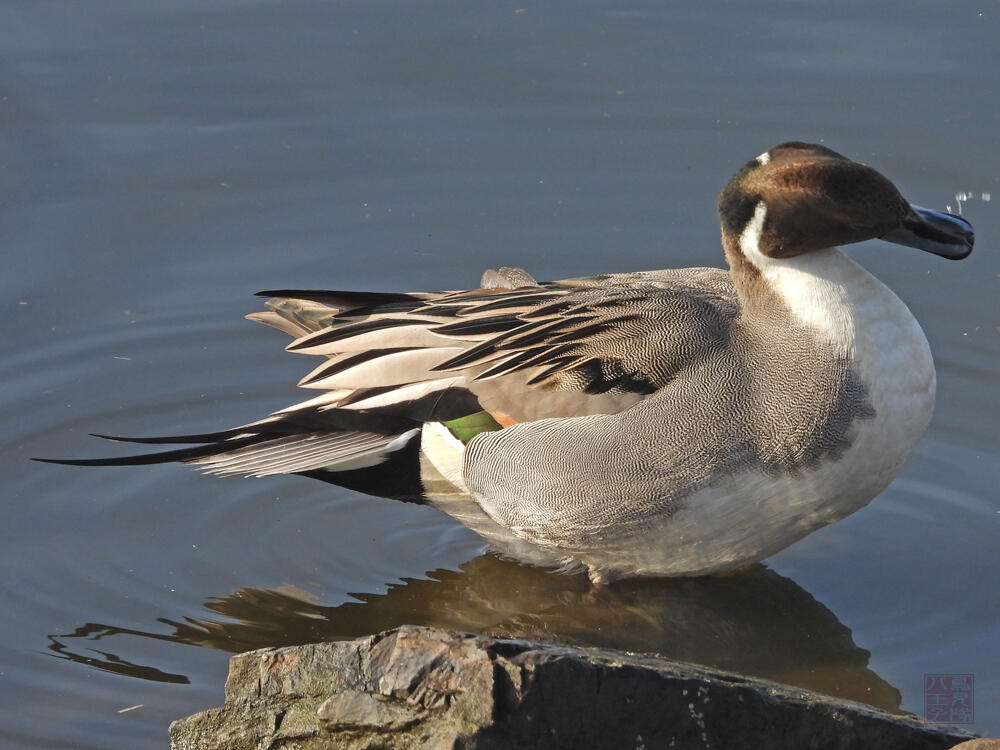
xmin=737 ymin=201 xmax=860 ymax=345
xmin=739 ymin=201 xmax=770 ymax=265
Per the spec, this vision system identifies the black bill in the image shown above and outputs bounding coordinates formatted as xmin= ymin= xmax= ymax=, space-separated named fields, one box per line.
xmin=881 ymin=204 xmax=974 ymax=260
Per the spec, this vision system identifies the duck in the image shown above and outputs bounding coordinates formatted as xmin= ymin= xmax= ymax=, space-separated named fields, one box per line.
xmin=42 ymin=142 xmax=973 ymax=583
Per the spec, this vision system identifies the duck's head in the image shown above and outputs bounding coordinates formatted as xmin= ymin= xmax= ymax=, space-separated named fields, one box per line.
xmin=718 ymin=142 xmax=974 ymax=267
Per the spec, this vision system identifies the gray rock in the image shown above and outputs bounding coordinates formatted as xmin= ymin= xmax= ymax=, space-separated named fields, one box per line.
xmin=169 ymin=625 xmax=978 ymax=750
xmin=317 ymin=690 xmax=423 ymax=731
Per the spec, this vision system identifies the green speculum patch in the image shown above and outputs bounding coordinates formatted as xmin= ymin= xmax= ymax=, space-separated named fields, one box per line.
xmin=442 ymin=411 xmax=503 ymax=443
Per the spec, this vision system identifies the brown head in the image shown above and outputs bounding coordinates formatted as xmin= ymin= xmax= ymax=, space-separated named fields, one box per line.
xmin=718 ymin=142 xmax=974 ymax=265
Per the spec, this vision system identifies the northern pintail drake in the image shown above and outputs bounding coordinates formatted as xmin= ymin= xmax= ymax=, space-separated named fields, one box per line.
xmin=45 ymin=143 xmax=973 ymax=583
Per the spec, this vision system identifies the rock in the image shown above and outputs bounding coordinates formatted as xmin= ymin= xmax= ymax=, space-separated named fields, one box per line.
xmin=317 ymin=690 xmax=422 ymax=731
xmin=950 ymin=741 xmax=1000 ymax=749
xmin=169 ymin=625 xmax=978 ymax=750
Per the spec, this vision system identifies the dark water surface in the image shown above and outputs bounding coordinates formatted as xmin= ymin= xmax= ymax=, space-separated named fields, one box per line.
xmin=2 ymin=2 xmax=998 ymax=747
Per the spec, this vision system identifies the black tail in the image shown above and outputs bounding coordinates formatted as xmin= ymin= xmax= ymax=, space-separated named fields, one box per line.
xmin=32 ymin=405 xmax=431 ymax=503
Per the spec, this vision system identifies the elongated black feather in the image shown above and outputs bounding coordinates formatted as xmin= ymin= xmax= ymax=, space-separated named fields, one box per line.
xmin=432 ymin=338 xmax=500 ymax=370
xmin=88 ymin=428 xmax=251 ymax=445
xmin=472 ymin=347 xmax=548 ymax=380
xmin=299 ymin=347 xmax=416 ymax=385
xmin=505 ymin=343 xmax=580 ymax=372
xmin=256 ymin=289 xmax=420 ymax=308
xmin=374 ymin=304 xmax=457 ymax=318
xmin=520 ymin=299 xmax=588 ymax=319
xmin=259 ymin=408 xmax=414 ymax=435
xmin=546 ymin=320 xmax=615 ymax=345
xmin=434 ymin=286 xmax=555 ymax=305
xmin=33 ymin=435 xmax=266 ymax=467
xmin=524 ymin=356 xmax=589 ymax=385
xmin=497 ymin=316 xmax=595 ymax=349
xmin=328 ymin=300 xmax=428 ymax=319
xmin=287 ymin=317 xmax=427 ymax=351
xmin=453 ymin=292 xmax=567 ymax=316
xmin=431 ymin=316 xmax=523 ymax=336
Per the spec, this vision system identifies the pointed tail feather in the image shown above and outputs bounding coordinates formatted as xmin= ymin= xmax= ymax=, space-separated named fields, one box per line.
xmin=87 ymin=428 xmax=252 ymax=445
xmin=34 ymin=427 xmax=420 ymax=476
xmin=254 ymin=289 xmax=429 ymax=309
xmin=32 ymin=434 xmax=264 ymax=467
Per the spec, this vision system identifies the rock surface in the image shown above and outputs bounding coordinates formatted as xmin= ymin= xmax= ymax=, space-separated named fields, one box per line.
xmin=169 ymin=625 xmax=977 ymax=750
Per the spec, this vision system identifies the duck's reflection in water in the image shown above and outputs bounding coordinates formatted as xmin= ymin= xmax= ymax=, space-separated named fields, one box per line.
xmin=48 ymin=555 xmax=901 ymax=712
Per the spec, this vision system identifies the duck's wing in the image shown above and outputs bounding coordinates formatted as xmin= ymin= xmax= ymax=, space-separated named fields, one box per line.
xmin=258 ymin=266 xmax=739 ymax=423
xmin=40 ymin=267 xmax=739 ymax=487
